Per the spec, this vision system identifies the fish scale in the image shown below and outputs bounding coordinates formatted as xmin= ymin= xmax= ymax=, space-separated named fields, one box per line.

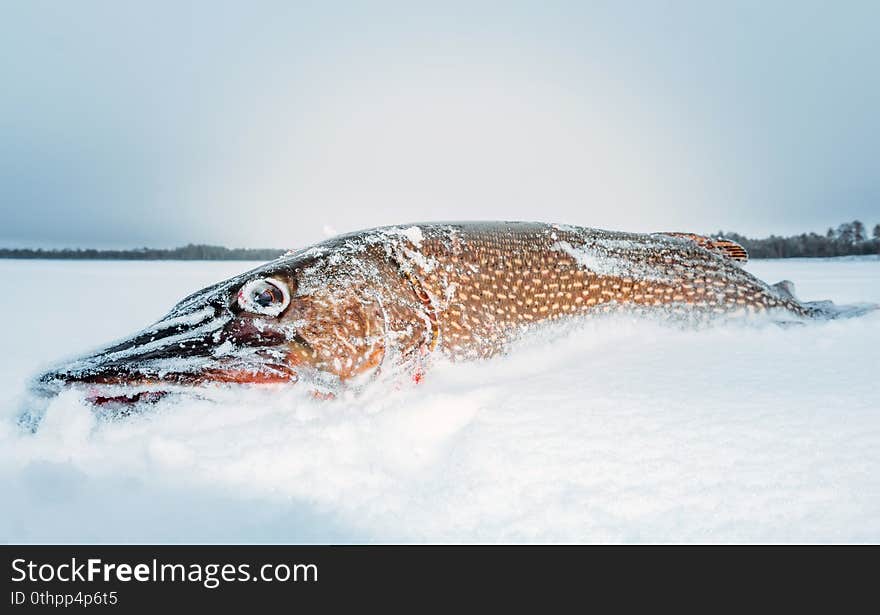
xmin=399 ymin=223 xmax=803 ymax=359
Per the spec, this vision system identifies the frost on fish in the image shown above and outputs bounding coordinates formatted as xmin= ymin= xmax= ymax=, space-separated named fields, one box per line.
xmin=29 ymin=221 xmax=873 ymax=423
xmin=552 ymin=239 xmax=679 ymax=283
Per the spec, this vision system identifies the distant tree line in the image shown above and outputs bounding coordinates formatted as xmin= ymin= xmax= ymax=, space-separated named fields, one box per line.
xmin=717 ymin=220 xmax=880 ymax=259
xmin=1 ymin=222 xmax=878 ymax=260
xmin=0 ymin=243 xmax=286 ymax=261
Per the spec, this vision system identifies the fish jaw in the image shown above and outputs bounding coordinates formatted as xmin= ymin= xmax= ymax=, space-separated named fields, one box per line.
xmin=33 ymin=265 xmax=310 ymax=404
xmin=35 ymin=330 xmax=303 ymax=405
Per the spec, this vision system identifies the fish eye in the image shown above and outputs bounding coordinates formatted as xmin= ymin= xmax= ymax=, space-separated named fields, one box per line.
xmin=237 ymin=278 xmax=290 ymax=316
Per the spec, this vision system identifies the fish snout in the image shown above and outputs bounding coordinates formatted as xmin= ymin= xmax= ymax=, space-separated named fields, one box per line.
xmin=35 ymin=294 xmax=306 ymax=405
xmin=32 ymin=267 xmax=314 ymax=409
xmin=36 ymin=303 xmax=234 ymax=394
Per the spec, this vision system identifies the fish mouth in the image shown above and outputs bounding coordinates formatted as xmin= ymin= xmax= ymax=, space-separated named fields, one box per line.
xmin=37 ymin=358 xmax=301 ymax=408
xmin=86 ymin=388 xmax=170 ymax=409
xmin=37 ymin=361 xmax=299 ymax=407
xmin=34 ymin=303 xmax=299 ymax=407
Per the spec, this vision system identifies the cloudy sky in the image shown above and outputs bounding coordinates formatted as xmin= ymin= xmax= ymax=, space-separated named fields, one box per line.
xmin=2 ymin=1 xmax=878 ymax=249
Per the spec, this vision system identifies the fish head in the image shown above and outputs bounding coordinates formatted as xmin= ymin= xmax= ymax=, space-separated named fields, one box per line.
xmin=34 ymin=249 xmax=388 ymax=405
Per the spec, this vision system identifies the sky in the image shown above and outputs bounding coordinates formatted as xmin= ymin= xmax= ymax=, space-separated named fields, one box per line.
xmin=1 ymin=1 xmax=878 ymax=249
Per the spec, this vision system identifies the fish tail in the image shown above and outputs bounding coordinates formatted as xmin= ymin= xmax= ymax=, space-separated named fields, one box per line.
xmin=771 ymin=280 xmax=878 ymax=319
xmin=800 ymin=300 xmax=879 ymax=319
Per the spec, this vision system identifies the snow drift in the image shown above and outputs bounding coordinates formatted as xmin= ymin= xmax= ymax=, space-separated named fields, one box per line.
xmin=1 ymin=257 xmax=878 ymax=543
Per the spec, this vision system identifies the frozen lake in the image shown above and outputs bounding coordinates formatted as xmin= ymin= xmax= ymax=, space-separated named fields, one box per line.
xmin=1 ymin=256 xmax=878 ymax=543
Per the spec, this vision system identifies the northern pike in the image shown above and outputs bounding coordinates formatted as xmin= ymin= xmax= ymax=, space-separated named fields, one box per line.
xmin=34 ymin=222 xmax=869 ymax=404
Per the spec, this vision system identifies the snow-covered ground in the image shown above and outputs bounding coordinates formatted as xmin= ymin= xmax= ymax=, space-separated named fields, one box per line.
xmin=1 ymin=256 xmax=878 ymax=543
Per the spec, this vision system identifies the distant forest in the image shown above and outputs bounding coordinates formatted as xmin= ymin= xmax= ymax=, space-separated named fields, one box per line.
xmin=1 ymin=221 xmax=878 ymax=260
xmin=717 ymin=220 xmax=880 ymax=259
xmin=0 ymin=244 xmax=286 ymax=261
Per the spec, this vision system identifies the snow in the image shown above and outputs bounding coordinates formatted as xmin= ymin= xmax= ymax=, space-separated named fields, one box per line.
xmin=552 ymin=239 xmax=675 ymax=282
xmin=400 ymin=226 xmax=424 ymax=247
xmin=1 ymin=256 xmax=878 ymax=543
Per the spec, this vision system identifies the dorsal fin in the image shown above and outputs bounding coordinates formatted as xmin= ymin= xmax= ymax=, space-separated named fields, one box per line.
xmin=660 ymin=232 xmax=748 ymax=264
